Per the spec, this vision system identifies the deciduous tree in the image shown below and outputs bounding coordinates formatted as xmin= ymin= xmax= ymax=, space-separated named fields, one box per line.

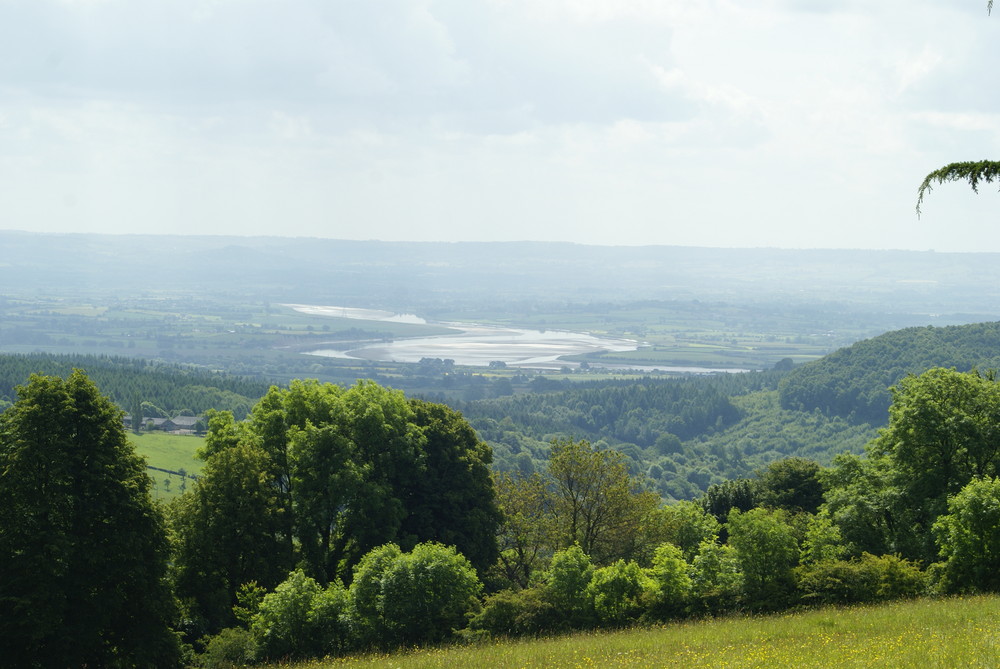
xmin=0 ymin=371 xmax=180 ymax=667
xmin=549 ymin=438 xmax=660 ymax=564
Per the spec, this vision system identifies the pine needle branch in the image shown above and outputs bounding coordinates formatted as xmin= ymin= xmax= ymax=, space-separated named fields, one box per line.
xmin=916 ymin=160 xmax=1000 ymax=217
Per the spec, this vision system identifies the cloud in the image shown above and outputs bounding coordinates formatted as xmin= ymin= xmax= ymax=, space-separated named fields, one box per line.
xmin=1 ymin=0 xmax=999 ymax=250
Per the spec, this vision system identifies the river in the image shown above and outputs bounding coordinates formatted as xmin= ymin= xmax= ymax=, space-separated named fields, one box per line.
xmin=288 ymin=304 xmax=745 ymax=373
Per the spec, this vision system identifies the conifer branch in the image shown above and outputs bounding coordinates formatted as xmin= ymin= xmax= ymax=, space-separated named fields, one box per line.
xmin=916 ymin=161 xmax=1000 ymax=217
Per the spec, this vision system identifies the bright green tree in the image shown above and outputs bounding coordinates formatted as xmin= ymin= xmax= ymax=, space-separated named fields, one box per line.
xmin=343 ymin=543 xmax=402 ymax=648
xmin=376 ymin=542 xmax=483 ymax=647
xmin=727 ymin=507 xmax=800 ymax=610
xmin=586 ymin=559 xmax=649 ymax=626
xmin=689 ymin=540 xmax=743 ymax=612
xmin=644 ymin=543 xmax=692 ymax=619
xmin=0 ymin=371 xmax=180 ymax=667
xmin=933 ymin=476 xmax=1000 ymax=593
xmin=871 ymin=368 xmax=1000 ymax=561
xmin=544 ymin=544 xmax=596 ymax=629
xmin=250 ymin=569 xmax=349 ymax=661
xmin=549 ymin=439 xmax=660 ymax=564
xmin=344 ymin=542 xmax=481 ymax=649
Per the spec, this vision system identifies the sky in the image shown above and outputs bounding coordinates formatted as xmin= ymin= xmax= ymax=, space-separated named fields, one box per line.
xmin=1 ymin=0 xmax=998 ymax=251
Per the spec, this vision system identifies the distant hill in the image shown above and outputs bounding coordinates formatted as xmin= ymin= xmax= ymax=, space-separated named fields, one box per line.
xmin=5 ymin=231 xmax=1000 ymax=320
xmin=778 ymin=321 xmax=1000 ymax=423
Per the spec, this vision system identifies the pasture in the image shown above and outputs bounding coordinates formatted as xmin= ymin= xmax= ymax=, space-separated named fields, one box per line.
xmin=287 ymin=595 xmax=1000 ymax=669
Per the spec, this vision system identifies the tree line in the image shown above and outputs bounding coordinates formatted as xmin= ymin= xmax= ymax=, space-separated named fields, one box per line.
xmin=0 ymin=353 xmax=268 ymax=418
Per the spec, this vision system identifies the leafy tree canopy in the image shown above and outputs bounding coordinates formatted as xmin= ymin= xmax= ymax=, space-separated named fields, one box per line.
xmin=0 ymin=371 xmax=180 ymax=667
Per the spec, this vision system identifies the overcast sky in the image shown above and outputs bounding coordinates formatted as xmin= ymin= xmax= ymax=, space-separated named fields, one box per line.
xmin=1 ymin=0 xmax=998 ymax=250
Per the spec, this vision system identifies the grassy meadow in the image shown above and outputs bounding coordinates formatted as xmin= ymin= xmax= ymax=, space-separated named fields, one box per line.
xmin=283 ymin=596 xmax=1000 ymax=669
xmin=130 ymin=432 xmax=204 ymax=500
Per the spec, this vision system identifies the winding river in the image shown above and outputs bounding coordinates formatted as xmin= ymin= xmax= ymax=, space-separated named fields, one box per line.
xmin=289 ymin=304 xmax=746 ymax=373
xmin=289 ymin=304 xmax=635 ymax=368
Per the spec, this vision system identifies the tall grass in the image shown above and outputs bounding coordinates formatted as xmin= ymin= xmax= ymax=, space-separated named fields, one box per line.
xmin=280 ymin=595 xmax=1000 ymax=669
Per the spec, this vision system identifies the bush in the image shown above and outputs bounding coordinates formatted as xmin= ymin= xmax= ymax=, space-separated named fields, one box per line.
xmin=344 ymin=543 xmax=403 ymax=648
xmin=346 ymin=542 xmax=482 ymax=649
xmin=543 ymin=545 xmax=596 ymax=629
xmin=795 ymin=553 xmax=925 ymax=605
xmin=587 ymin=560 xmax=649 ymax=626
xmin=468 ymin=587 xmax=559 ymax=637
xmin=644 ymin=543 xmax=692 ymax=620
xmin=377 ymin=542 xmax=483 ymax=647
xmin=933 ymin=477 xmax=1000 ymax=593
xmin=196 ymin=627 xmax=256 ymax=669
xmin=251 ymin=569 xmax=349 ymax=661
xmin=689 ymin=540 xmax=743 ymax=613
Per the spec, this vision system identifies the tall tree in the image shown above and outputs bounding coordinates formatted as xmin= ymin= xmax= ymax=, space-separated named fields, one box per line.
xmin=172 ymin=378 xmax=500 ymax=630
xmin=0 ymin=371 xmax=180 ymax=667
xmin=397 ymin=399 xmax=500 ymax=573
xmin=493 ymin=471 xmax=558 ymax=589
xmin=727 ymin=507 xmax=799 ymax=610
xmin=170 ymin=442 xmax=292 ymax=633
xmin=871 ymin=368 xmax=1000 ymax=561
xmin=548 ymin=439 xmax=660 ymax=565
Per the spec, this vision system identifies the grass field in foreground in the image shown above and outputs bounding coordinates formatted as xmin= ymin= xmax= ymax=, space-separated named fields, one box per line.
xmin=286 ymin=595 xmax=1000 ymax=669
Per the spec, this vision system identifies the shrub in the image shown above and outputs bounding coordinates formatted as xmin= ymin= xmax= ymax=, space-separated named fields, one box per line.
xmin=251 ymin=569 xmax=349 ymax=661
xmin=543 ymin=545 xmax=596 ymax=629
xmin=377 ymin=542 xmax=483 ymax=647
xmin=689 ymin=540 xmax=743 ymax=613
xmin=344 ymin=543 xmax=403 ymax=648
xmin=195 ymin=627 xmax=256 ymax=669
xmin=346 ymin=542 xmax=482 ymax=649
xmin=795 ymin=553 xmax=925 ymax=605
xmin=933 ymin=477 xmax=1000 ymax=593
xmin=587 ymin=559 xmax=649 ymax=626
xmin=468 ymin=587 xmax=559 ymax=637
xmin=644 ymin=543 xmax=692 ymax=620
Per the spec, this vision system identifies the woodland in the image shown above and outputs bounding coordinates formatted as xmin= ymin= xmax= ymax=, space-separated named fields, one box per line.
xmin=6 ymin=319 xmax=1000 ymax=666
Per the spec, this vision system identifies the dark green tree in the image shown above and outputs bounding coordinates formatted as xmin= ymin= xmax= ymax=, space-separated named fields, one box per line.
xmin=0 ymin=371 xmax=180 ymax=667
xmin=757 ymin=457 xmax=825 ymax=514
xmin=397 ymin=399 xmax=500 ymax=573
xmin=700 ymin=478 xmax=759 ymax=525
xmin=130 ymin=391 xmax=144 ymax=433
xmin=173 ymin=377 xmax=499 ymax=631
xmin=170 ymin=443 xmax=293 ymax=633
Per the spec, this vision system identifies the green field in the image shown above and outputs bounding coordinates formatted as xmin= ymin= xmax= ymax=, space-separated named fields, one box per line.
xmin=284 ymin=596 xmax=1000 ymax=669
xmin=130 ymin=432 xmax=204 ymax=500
